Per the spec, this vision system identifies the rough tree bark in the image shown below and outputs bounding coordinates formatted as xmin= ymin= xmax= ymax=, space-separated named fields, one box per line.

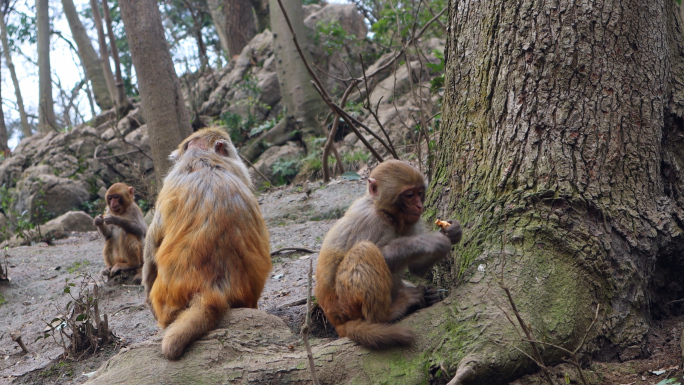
xmin=270 ymin=0 xmax=326 ymax=136
xmin=225 ymin=0 xmax=257 ymax=58
xmin=61 ymin=0 xmax=113 ymax=111
xmin=0 ymin=60 xmax=10 ymax=155
xmin=119 ymin=0 xmax=193 ymax=191
xmin=102 ymin=0 xmax=130 ymax=111
xmin=250 ymin=0 xmax=269 ymax=32
xmin=83 ymin=0 xmax=684 ymax=383
xmin=207 ymin=0 xmax=230 ymax=55
xmin=36 ymin=0 xmax=56 ymax=132
xmin=89 ymin=0 xmax=118 ymax=105
xmin=0 ymin=12 xmax=30 ymax=137
xmin=423 ymin=0 xmax=684 ymax=381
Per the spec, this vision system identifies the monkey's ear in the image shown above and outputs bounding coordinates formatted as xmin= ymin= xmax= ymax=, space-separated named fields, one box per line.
xmin=214 ymin=140 xmax=232 ymax=157
xmin=128 ymin=186 xmax=135 ymax=197
xmin=368 ymin=178 xmax=379 ymax=197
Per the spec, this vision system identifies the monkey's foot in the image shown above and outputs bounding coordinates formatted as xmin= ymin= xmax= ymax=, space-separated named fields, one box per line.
xmin=420 ymin=285 xmax=443 ymax=306
xmin=101 ymin=267 xmax=111 ymax=277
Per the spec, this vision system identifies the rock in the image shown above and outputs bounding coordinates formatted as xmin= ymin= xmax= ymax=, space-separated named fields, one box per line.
xmin=14 ymin=174 xmax=91 ymax=220
xmin=251 ymin=143 xmax=304 ymax=186
xmin=43 ymin=211 xmax=94 ymax=232
xmin=257 ymin=72 xmax=281 ymax=108
xmin=304 ymin=4 xmax=368 ymax=39
xmin=368 ymin=60 xmax=428 ymax=108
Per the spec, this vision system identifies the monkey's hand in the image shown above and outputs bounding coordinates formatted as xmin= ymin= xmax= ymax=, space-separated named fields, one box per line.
xmin=93 ymin=215 xmax=104 ymax=227
xmin=440 ymin=219 xmax=462 ymax=245
xmin=103 ymin=215 xmax=120 ymax=226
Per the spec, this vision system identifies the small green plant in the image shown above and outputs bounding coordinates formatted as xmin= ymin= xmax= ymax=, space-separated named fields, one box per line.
xmin=272 ymin=158 xmax=300 ymax=185
xmin=0 ymin=293 xmax=5 ymax=305
xmin=657 ymin=379 xmax=682 ymax=385
xmin=314 ymin=21 xmax=357 ymax=56
xmin=66 ymin=260 xmax=91 ymax=274
xmin=37 ymin=274 xmax=115 ymax=358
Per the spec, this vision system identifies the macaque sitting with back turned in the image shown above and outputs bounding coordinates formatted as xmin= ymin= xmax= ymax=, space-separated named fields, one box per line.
xmin=93 ymin=183 xmax=147 ymax=283
xmin=143 ymin=127 xmax=271 ymax=360
xmin=315 ymin=160 xmax=462 ymax=349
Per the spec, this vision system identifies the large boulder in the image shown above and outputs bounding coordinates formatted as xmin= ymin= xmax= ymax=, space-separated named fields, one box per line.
xmin=14 ymin=174 xmax=91 ymax=220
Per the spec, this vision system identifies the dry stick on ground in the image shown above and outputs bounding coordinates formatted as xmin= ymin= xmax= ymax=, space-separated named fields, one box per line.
xmin=270 ymin=247 xmax=319 ymax=256
xmin=273 ymin=0 xmax=384 ymax=163
xmin=301 ymin=258 xmax=321 ymax=385
xmin=238 ymin=153 xmax=274 ymax=186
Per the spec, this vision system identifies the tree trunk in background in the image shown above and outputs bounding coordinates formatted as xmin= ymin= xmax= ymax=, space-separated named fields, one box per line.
xmin=119 ymin=0 xmax=193 ymax=191
xmin=61 ymin=0 xmax=113 ymax=111
xmin=250 ymin=0 xmax=269 ymax=32
xmin=270 ymin=0 xmax=326 ymax=136
xmin=36 ymin=0 xmax=56 ymax=132
xmin=89 ymin=0 xmax=117 ymax=105
xmin=207 ymin=0 xmax=230 ymax=55
xmin=0 ymin=13 xmax=30 ymax=137
xmin=0 ymin=60 xmax=10 ymax=155
xmin=225 ymin=0 xmax=257 ymax=58
xmin=419 ymin=0 xmax=684 ymax=381
xmin=101 ymin=0 xmax=130 ymax=111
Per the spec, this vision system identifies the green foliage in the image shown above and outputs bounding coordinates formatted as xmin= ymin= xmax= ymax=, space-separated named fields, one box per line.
xmin=314 ymin=21 xmax=357 ymax=56
xmin=0 ymin=183 xmax=54 ymax=244
xmin=66 ymin=260 xmax=91 ymax=274
xmin=657 ymin=379 xmax=682 ymax=385
xmin=79 ymin=197 xmax=105 ymax=219
xmin=367 ymin=0 xmax=447 ymax=49
xmin=0 ymin=293 xmax=5 ymax=306
xmin=272 ymin=158 xmax=300 ymax=185
xmin=428 ymin=50 xmax=445 ymax=95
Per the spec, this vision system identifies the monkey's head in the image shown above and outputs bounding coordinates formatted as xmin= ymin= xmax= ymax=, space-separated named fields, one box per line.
xmin=368 ymin=160 xmax=426 ymax=226
xmin=170 ymin=127 xmax=238 ymax=161
xmin=106 ymin=183 xmax=134 ymax=215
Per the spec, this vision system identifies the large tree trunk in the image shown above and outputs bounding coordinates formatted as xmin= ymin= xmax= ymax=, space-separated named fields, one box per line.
xmin=101 ymin=0 xmax=130 ymax=111
xmin=119 ymin=0 xmax=193 ymax=191
xmin=225 ymin=0 xmax=257 ymax=58
xmin=422 ymin=0 xmax=684 ymax=381
xmin=250 ymin=0 xmax=269 ymax=32
xmin=36 ymin=0 xmax=56 ymax=133
xmin=0 ymin=12 xmax=30 ymax=137
xmin=82 ymin=0 xmax=684 ymax=384
xmin=61 ymin=0 xmax=113 ymax=111
xmin=0 ymin=59 xmax=10 ymax=156
xmin=270 ymin=0 xmax=326 ymax=136
xmin=90 ymin=0 xmax=118 ymax=106
xmin=207 ymin=0 xmax=230 ymax=55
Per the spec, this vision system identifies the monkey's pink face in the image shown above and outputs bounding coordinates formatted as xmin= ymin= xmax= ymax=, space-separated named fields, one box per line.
xmin=400 ymin=186 xmax=425 ymax=224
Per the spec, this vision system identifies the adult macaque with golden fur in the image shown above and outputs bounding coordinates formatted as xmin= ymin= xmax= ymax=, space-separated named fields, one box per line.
xmin=315 ymin=160 xmax=462 ymax=349
xmin=143 ymin=127 xmax=271 ymax=360
xmin=93 ymin=183 xmax=147 ymax=283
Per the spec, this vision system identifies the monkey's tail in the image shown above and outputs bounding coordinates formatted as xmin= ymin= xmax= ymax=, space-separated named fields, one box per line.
xmin=338 ymin=319 xmax=414 ymax=349
xmin=161 ymin=292 xmax=227 ymax=360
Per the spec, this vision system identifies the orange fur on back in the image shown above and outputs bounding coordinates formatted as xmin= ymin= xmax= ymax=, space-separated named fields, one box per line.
xmin=144 ymin=128 xmax=271 ymax=359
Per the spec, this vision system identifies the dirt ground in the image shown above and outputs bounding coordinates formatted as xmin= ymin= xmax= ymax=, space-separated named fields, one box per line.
xmin=0 ymin=177 xmax=683 ymax=385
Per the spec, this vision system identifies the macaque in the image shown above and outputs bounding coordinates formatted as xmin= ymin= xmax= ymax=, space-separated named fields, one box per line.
xmin=143 ymin=127 xmax=271 ymax=360
xmin=93 ymin=183 xmax=147 ymax=283
xmin=315 ymin=160 xmax=462 ymax=349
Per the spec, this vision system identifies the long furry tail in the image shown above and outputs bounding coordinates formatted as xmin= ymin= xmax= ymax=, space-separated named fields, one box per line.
xmin=161 ymin=292 xmax=227 ymax=360
xmin=337 ymin=319 xmax=414 ymax=349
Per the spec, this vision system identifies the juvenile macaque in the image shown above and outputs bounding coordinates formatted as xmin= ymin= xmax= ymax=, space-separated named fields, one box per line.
xmin=93 ymin=183 xmax=147 ymax=283
xmin=315 ymin=160 xmax=462 ymax=349
xmin=143 ymin=127 xmax=271 ymax=360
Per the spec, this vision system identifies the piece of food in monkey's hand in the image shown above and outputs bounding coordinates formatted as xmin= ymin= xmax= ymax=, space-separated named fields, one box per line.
xmin=435 ymin=219 xmax=450 ymax=229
